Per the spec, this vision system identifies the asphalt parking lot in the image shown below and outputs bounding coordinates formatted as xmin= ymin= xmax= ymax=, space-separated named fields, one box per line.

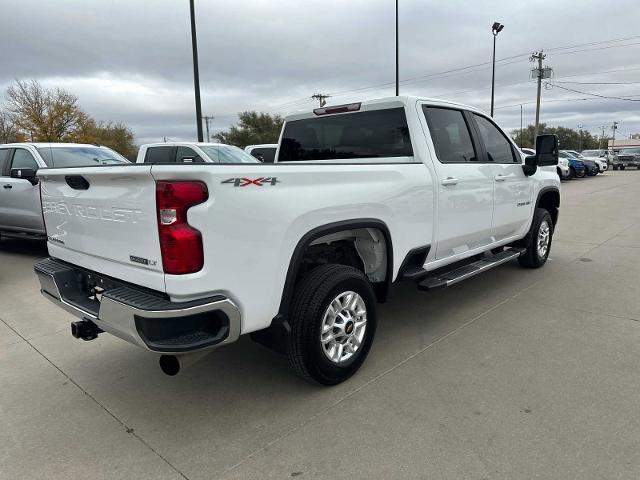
xmin=1 ymin=171 xmax=639 ymax=480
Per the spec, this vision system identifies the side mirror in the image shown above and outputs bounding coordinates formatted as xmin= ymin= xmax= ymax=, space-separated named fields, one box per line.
xmin=535 ymin=134 xmax=559 ymax=166
xmin=180 ymin=156 xmax=195 ymax=164
xmin=11 ymin=167 xmax=38 ymax=185
xmin=522 ymin=134 xmax=558 ymax=176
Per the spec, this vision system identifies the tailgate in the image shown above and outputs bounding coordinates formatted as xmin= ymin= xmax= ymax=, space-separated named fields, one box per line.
xmin=39 ymin=165 xmax=166 ymax=292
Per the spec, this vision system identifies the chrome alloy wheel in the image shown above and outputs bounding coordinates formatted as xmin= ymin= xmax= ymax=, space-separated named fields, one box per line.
xmin=537 ymin=220 xmax=550 ymax=258
xmin=320 ymin=291 xmax=367 ymax=364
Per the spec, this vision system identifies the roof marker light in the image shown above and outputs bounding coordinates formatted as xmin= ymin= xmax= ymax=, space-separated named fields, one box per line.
xmin=313 ymin=102 xmax=361 ymax=116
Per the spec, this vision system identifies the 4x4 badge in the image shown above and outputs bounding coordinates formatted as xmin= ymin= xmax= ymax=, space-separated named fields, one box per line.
xmin=221 ymin=177 xmax=279 ymax=187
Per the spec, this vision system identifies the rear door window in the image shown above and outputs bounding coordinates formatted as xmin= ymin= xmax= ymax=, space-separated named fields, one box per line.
xmin=144 ymin=146 xmax=176 ymax=164
xmin=175 ymin=146 xmax=203 ymax=163
xmin=423 ymin=106 xmax=477 ymax=163
xmin=279 ymin=107 xmax=413 ymax=161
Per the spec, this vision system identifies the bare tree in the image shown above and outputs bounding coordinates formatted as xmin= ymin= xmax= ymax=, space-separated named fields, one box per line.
xmin=5 ymin=79 xmax=85 ymax=141
xmin=0 ymin=109 xmax=19 ymax=143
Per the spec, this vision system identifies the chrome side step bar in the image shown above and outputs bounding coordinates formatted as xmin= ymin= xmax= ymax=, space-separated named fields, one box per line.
xmin=418 ymin=248 xmax=525 ymax=291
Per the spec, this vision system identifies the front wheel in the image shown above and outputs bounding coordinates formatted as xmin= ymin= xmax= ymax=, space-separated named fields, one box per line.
xmin=286 ymin=264 xmax=377 ymax=385
xmin=518 ymin=208 xmax=554 ymax=269
xmin=620 ymin=165 xmax=626 ymax=171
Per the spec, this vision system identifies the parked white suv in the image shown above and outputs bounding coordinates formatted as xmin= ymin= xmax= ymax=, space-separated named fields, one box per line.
xmin=0 ymin=143 xmax=128 ymax=238
xmin=34 ymin=97 xmax=560 ymax=384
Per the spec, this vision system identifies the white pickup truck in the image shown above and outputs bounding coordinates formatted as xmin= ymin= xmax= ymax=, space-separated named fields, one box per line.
xmin=34 ymin=96 xmax=560 ymax=385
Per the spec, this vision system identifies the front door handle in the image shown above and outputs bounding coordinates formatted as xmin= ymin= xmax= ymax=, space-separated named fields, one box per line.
xmin=3 ymin=184 xmax=12 ymax=189
xmin=494 ymin=174 xmax=507 ymax=182
xmin=441 ymin=177 xmax=458 ymax=186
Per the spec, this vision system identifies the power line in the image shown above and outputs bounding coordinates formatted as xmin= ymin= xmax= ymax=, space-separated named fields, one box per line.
xmin=271 ymin=35 xmax=640 ymax=111
xmin=545 ymin=82 xmax=640 ymax=101
xmin=554 ymin=80 xmax=640 ymax=85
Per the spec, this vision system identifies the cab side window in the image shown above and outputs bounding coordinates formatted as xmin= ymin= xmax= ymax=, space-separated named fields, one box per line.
xmin=11 ymin=149 xmax=39 ymax=170
xmin=473 ymin=114 xmax=518 ymax=163
xmin=423 ymin=106 xmax=477 ymax=163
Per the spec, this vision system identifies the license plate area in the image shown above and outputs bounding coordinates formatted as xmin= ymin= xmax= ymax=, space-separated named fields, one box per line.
xmin=46 ymin=266 xmax=126 ymax=317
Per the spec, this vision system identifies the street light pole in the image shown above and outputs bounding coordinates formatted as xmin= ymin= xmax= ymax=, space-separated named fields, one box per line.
xmin=189 ymin=0 xmax=204 ymax=142
xmin=490 ymin=22 xmax=504 ymax=117
xmin=395 ymin=0 xmax=399 ymax=96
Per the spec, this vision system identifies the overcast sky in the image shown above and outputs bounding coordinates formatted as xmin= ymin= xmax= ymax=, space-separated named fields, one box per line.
xmin=2 ymin=0 xmax=640 ymax=144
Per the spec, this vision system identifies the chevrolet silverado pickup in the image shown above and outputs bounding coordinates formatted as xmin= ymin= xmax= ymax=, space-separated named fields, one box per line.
xmin=34 ymin=96 xmax=560 ymax=385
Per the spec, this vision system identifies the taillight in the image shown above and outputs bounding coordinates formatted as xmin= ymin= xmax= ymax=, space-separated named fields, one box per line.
xmin=156 ymin=181 xmax=208 ymax=274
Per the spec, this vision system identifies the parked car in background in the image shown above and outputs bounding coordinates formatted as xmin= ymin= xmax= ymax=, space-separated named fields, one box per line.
xmin=0 ymin=143 xmax=129 ymax=239
xmin=521 ymin=148 xmax=536 ymax=156
xmin=581 ymin=149 xmax=607 ymax=159
xmin=612 ymin=147 xmax=640 ymax=170
xmin=245 ymin=144 xmax=278 ymax=163
xmin=136 ymin=142 xmax=259 ymax=164
xmin=557 ymin=156 xmax=571 ymax=180
xmin=567 ymin=150 xmax=607 ymax=173
xmin=559 ymin=151 xmax=586 ymax=178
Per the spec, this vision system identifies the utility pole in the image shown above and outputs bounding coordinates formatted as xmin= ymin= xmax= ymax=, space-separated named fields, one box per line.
xmin=395 ymin=0 xmax=399 ymax=96
xmin=311 ymin=94 xmax=330 ymax=107
xmin=530 ymin=51 xmax=550 ymax=140
xmin=520 ymin=104 xmax=523 ymax=147
xmin=599 ymin=125 xmax=606 ymax=150
xmin=577 ymin=124 xmax=584 ymax=151
xmin=189 ymin=0 xmax=204 ymax=142
xmin=611 ymin=121 xmax=618 ymax=152
xmin=203 ymin=115 xmax=214 ymax=142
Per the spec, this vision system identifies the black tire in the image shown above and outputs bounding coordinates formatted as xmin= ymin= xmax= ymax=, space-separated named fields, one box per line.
xmin=620 ymin=165 xmax=626 ymax=171
xmin=569 ymin=167 xmax=576 ymax=179
xmin=613 ymin=165 xmax=618 ymax=171
xmin=518 ymin=208 xmax=553 ymax=269
xmin=286 ymin=264 xmax=377 ymax=385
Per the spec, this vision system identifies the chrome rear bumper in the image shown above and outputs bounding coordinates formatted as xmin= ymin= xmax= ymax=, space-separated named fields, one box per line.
xmin=34 ymin=258 xmax=241 ymax=353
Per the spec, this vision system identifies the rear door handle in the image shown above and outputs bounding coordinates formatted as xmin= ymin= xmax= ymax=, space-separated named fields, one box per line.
xmin=494 ymin=174 xmax=507 ymax=182
xmin=3 ymin=184 xmax=12 ymax=189
xmin=441 ymin=177 xmax=458 ymax=186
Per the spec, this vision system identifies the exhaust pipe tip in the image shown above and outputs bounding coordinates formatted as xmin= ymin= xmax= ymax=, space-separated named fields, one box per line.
xmin=159 ymin=355 xmax=180 ymax=376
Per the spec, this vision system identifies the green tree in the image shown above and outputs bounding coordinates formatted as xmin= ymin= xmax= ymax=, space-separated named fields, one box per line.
xmin=512 ymin=124 xmax=611 ymax=150
xmin=215 ymin=111 xmax=283 ymax=148
xmin=70 ymin=118 xmax=137 ymax=159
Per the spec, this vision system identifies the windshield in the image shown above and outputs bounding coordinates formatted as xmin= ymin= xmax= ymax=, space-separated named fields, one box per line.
xmin=37 ymin=146 xmax=129 ymax=167
xmin=560 ymin=151 xmax=575 ymax=159
xmin=200 ymin=145 xmax=260 ymax=163
xmin=620 ymin=148 xmax=640 ymax=154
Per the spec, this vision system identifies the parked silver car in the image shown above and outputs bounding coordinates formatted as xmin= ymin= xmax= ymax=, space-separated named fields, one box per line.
xmin=0 ymin=143 xmax=128 ymax=238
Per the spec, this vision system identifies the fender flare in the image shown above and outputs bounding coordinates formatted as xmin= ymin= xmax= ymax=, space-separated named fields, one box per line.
xmin=277 ymin=218 xmax=394 ymax=320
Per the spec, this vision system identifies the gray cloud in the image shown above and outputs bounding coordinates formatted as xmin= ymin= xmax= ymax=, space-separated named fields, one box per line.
xmin=2 ymin=0 xmax=639 ymax=144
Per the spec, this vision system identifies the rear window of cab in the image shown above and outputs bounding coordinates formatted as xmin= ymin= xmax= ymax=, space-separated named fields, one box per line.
xmin=279 ymin=107 xmax=413 ymax=161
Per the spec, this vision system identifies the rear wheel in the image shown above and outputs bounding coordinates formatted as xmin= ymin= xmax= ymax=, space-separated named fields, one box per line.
xmin=518 ymin=208 xmax=553 ymax=269
xmin=620 ymin=165 xmax=626 ymax=171
xmin=569 ymin=167 xmax=576 ymax=179
xmin=286 ymin=264 xmax=377 ymax=385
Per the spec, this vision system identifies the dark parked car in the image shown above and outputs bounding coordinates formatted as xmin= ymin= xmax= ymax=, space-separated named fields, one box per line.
xmin=613 ymin=148 xmax=640 ymax=170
